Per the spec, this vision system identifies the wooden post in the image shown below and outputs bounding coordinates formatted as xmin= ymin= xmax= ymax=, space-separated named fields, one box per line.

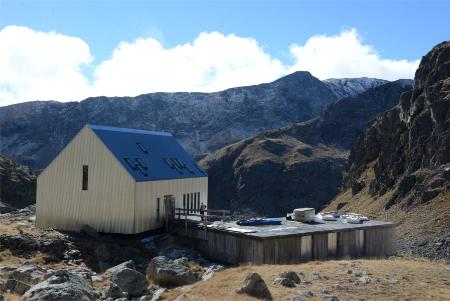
xmin=185 ymin=208 xmax=188 ymax=235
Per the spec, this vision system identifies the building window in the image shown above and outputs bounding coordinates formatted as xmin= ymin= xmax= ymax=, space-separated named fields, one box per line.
xmin=82 ymin=165 xmax=88 ymax=191
xmin=183 ymin=194 xmax=186 ymax=209
xmin=190 ymin=193 xmax=194 ymax=211
xmin=157 ymin=197 xmax=160 ymax=222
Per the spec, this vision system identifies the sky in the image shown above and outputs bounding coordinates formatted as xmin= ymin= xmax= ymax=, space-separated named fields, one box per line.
xmin=0 ymin=0 xmax=449 ymax=106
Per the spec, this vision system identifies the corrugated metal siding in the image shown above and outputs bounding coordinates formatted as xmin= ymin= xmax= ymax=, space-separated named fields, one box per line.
xmin=36 ymin=126 xmax=136 ymax=233
xmin=134 ymin=177 xmax=208 ymax=232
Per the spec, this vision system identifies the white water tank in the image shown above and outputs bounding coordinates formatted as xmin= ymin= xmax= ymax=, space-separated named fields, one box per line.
xmin=293 ymin=208 xmax=315 ymax=223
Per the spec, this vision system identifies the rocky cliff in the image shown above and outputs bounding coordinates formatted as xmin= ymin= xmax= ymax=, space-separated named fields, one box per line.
xmin=0 ymin=155 xmax=36 ymax=212
xmin=200 ymin=80 xmax=412 ymax=215
xmin=326 ymin=42 xmax=450 ymax=260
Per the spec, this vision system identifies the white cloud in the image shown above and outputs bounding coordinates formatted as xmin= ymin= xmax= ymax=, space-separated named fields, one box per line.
xmin=93 ymin=32 xmax=286 ymax=96
xmin=289 ymin=28 xmax=419 ymax=80
xmin=0 ymin=26 xmax=419 ymax=106
xmin=0 ymin=26 xmax=94 ymax=105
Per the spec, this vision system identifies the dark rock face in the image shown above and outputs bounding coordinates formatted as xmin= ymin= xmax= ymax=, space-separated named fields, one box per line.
xmin=344 ymin=42 xmax=450 ymax=208
xmin=200 ymin=80 xmax=412 ymax=215
xmin=0 ymin=71 xmax=338 ymax=169
xmin=0 ymin=155 xmax=36 ymax=210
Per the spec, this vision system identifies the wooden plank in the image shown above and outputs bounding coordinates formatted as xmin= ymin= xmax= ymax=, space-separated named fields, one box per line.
xmin=327 ymin=232 xmax=337 ymax=258
xmin=301 ymin=235 xmax=312 ymax=261
xmin=364 ymin=227 xmax=395 ymax=257
xmin=312 ymin=233 xmax=328 ymax=260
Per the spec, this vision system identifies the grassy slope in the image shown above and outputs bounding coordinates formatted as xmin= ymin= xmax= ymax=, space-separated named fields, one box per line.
xmin=162 ymin=258 xmax=450 ymax=301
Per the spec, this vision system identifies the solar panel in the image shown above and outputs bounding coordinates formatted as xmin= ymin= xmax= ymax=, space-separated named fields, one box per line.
xmin=124 ymin=158 xmax=137 ymax=169
xmin=163 ymin=158 xmax=175 ymax=168
xmin=135 ymin=158 xmax=148 ymax=170
xmin=136 ymin=164 xmax=148 ymax=176
xmin=136 ymin=142 xmax=148 ymax=153
xmin=171 ymin=158 xmax=182 ymax=169
xmin=174 ymin=158 xmax=186 ymax=168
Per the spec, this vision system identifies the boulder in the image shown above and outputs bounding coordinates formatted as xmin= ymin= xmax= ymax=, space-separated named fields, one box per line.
xmin=6 ymin=265 xmax=46 ymax=294
xmin=110 ymin=267 xmax=148 ymax=297
xmin=22 ymin=269 xmax=99 ymax=301
xmin=273 ymin=277 xmax=296 ymax=287
xmin=106 ymin=260 xmax=136 ymax=275
xmin=146 ymin=256 xmax=196 ymax=287
xmin=278 ymin=271 xmax=301 ymax=284
xmin=236 ymin=272 xmax=272 ymax=300
xmin=40 ymin=238 xmax=68 ymax=260
xmin=105 ymin=282 xmax=126 ymax=299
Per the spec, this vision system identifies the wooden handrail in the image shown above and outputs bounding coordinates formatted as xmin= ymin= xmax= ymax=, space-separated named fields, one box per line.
xmin=175 ymin=208 xmax=230 ymax=214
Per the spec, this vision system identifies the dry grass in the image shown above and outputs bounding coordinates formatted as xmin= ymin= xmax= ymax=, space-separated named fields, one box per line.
xmin=2 ymin=293 xmax=23 ymax=301
xmin=162 ymin=258 xmax=450 ymax=301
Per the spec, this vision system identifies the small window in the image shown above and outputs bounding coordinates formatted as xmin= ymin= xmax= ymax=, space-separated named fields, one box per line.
xmin=136 ymin=142 xmax=148 ymax=153
xmin=191 ymin=193 xmax=194 ymax=211
xmin=157 ymin=197 xmax=160 ymax=222
xmin=183 ymin=194 xmax=186 ymax=209
xmin=82 ymin=165 xmax=88 ymax=191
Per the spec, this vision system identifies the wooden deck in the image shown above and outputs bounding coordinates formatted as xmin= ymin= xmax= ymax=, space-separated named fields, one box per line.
xmin=174 ymin=218 xmax=396 ymax=265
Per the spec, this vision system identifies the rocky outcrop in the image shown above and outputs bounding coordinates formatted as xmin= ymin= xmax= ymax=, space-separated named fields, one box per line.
xmin=200 ymin=80 xmax=412 ymax=215
xmin=0 ymin=155 xmax=36 ymax=211
xmin=326 ymin=41 xmax=450 ymax=261
xmin=0 ymin=71 xmax=339 ymax=169
xmin=146 ymin=256 xmax=196 ymax=287
xmin=344 ymin=42 xmax=450 ymax=202
xmin=236 ymin=272 xmax=272 ymax=300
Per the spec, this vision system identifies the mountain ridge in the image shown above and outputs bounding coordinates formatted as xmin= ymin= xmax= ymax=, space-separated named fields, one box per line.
xmin=0 ymin=72 xmax=388 ymax=170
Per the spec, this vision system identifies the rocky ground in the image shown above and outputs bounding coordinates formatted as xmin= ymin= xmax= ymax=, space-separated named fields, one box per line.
xmin=1 ymin=206 xmax=449 ymax=301
xmin=0 ymin=206 xmax=223 ymax=300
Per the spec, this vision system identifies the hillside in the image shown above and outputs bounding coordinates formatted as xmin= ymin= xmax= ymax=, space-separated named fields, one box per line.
xmin=326 ymin=41 xmax=450 ymax=261
xmin=0 ymin=155 xmax=36 ymax=213
xmin=200 ymin=80 xmax=412 ymax=215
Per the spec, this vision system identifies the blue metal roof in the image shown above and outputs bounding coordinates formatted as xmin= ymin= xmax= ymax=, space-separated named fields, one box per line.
xmin=88 ymin=124 xmax=207 ymax=182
